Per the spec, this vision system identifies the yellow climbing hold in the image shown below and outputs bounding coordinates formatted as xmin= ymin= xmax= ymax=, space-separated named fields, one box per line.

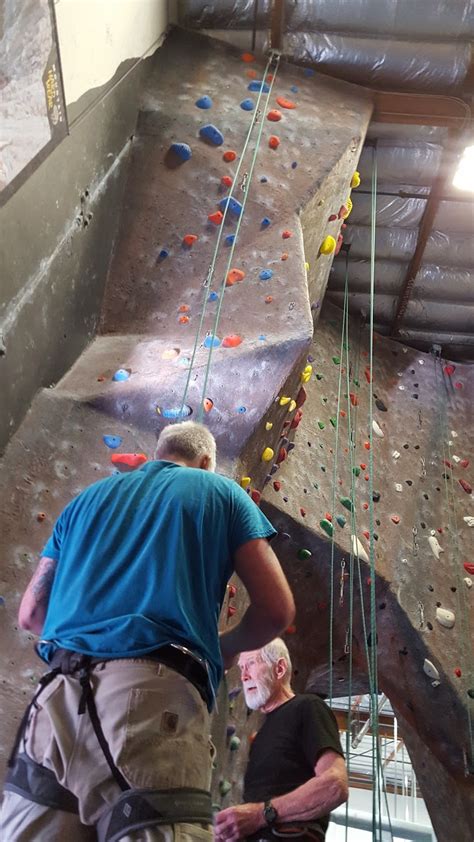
xmin=288 ymin=400 xmax=297 ymax=412
xmin=240 ymin=476 xmax=251 ymax=489
xmin=305 ymin=261 xmax=310 ymax=271
xmin=300 ymin=364 xmax=313 ymax=383
xmin=351 ymin=171 xmax=361 ymax=188
xmin=265 ymin=421 xmax=273 ymax=431
xmin=262 ymin=447 xmax=274 ymax=462
xmin=279 ymin=396 xmax=291 ymax=406
xmin=319 ymin=235 xmax=336 ymax=255
xmin=341 ymin=197 xmax=353 ymax=219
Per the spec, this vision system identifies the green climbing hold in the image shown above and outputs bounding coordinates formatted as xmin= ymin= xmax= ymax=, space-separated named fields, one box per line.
xmin=229 ymin=736 xmax=241 ymax=751
xmin=352 ymin=467 xmax=361 ymax=477
xmin=297 ymin=548 xmax=312 ymax=560
xmin=343 ymin=342 xmax=350 ymax=351
xmin=332 ymin=356 xmax=340 ymax=365
xmin=340 ymin=496 xmax=354 ymax=512
xmin=219 ymin=779 xmax=232 ymax=796
xmin=329 ymin=417 xmax=337 ymax=428
xmin=353 ymin=379 xmax=360 ymax=387
xmin=336 ymin=515 xmax=346 ymax=528
xmin=318 ymin=421 xmax=325 ymax=430
xmin=322 ymin=397 xmax=328 ymax=404
xmin=320 ymin=519 xmax=334 ymax=538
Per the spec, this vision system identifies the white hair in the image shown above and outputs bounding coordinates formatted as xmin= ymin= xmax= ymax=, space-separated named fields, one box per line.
xmin=155 ymin=421 xmax=217 ymax=472
xmin=260 ymin=638 xmax=292 ymax=685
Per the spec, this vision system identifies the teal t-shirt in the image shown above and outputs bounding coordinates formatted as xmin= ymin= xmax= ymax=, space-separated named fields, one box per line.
xmin=39 ymin=461 xmax=276 ymax=698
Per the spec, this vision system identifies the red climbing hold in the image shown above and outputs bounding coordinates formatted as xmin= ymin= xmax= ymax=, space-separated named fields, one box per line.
xmin=340 ymin=409 xmax=346 ymax=417
xmin=282 ymin=230 xmax=293 ymax=239
xmin=273 ymin=481 xmax=282 ymax=491
xmin=300 ymin=507 xmax=307 ymax=517
xmin=364 ymin=367 xmax=372 ymax=383
xmin=208 ymin=210 xmax=224 ymax=225
xmin=443 ymin=459 xmax=452 ymax=468
xmin=203 ymin=398 xmax=214 ymax=412
xmin=178 ymin=315 xmax=190 ymax=324
xmin=269 ymin=135 xmax=280 ymax=149
xmin=454 ymin=667 xmax=462 ymax=678
xmin=364 ymin=441 xmax=370 ymax=450
xmin=267 ymin=109 xmax=282 ymax=122
xmin=182 ymin=234 xmax=198 ymax=247
xmin=277 ymin=447 xmax=287 ymax=463
xmin=266 ymin=74 xmax=274 ymax=82
xmin=363 ymin=503 xmax=369 ymax=510
xmin=227 ymin=604 xmax=237 ymax=619
xmin=325 ymin=513 xmax=332 ymax=522
xmin=178 ymin=304 xmax=190 ymax=313
xmin=276 ymin=96 xmax=296 ymax=109
xmin=362 ymin=530 xmax=370 ymax=540
xmin=391 ymin=515 xmax=400 ymax=524
xmin=291 ymin=409 xmax=303 ymax=430
xmin=328 ymin=214 xmax=338 ymax=222
xmin=460 ymin=459 xmax=470 ymax=468
xmin=454 ymin=381 xmax=463 ymax=390
xmin=221 ymin=175 xmax=233 ymax=187
xmin=459 ymin=479 xmax=472 ymax=494
xmin=241 ymin=52 xmax=255 ymax=63
xmin=228 ymin=584 xmax=237 ymax=598
xmin=350 ymin=393 xmax=359 ymax=407
xmin=464 ymin=562 xmax=474 ymax=575
xmin=265 ymin=295 xmax=273 ymax=303
xmin=111 ymin=453 xmax=147 ymax=468
xmin=365 ymin=475 xmax=369 ymax=481
xmin=296 ymin=386 xmax=307 ymax=408
xmin=226 ymin=268 xmax=245 ymax=286
xmin=223 ymin=150 xmax=237 ymax=162
xmin=360 ymin=463 xmax=367 ymax=470
xmin=222 ymin=334 xmax=243 ymax=347
xmin=251 ymin=489 xmax=262 ymax=504
xmin=444 ymin=364 xmax=455 ymax=376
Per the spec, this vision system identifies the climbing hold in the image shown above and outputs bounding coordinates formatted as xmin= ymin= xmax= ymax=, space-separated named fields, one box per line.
xmin=169 ymin=142 xmax=192 ymax=162
xmin=300 ymin=364 xmax=312 ymax=383
xmin=464 ymin=577 xmax=473 ymax=588
xmin=460 ymin=459 xmax=470 ymax=468
xmin=241 ymin=51 xmax=255 ymax=62
xmin=329 ymin=417 xmax=337 ymax=428
xmin=195 ymin=95 xmax=213 ymax=109
xmin=267 ymin=109 xmax=282 ymax=122
xmin=237 ymin=406 xmax=246 ymax=414
xmin=353 ymin=467 xmax=361 ymax=477
xmin=288 ymin=400 xmax=297 ymax=413
xmin=317 ymin=421 xmax=325 ymax=430
xmin=463 ymin=516 xmax=474 ymax=527
xmin=225 ymin=234 xmax=235 ymax=246
xmin=320 ymin=519 xmax=333 ymax=537
xmin=352 ymin=536 xmax=369 ymax=563
xmin=223 ymin=150 xmax=237 ymax=162
xmin=261 ymin=216 xmax=271 ymax=228
xmin=276 ymin=96 xmax=296 ymax=109
xmin=178 ymin=304 xmax=190 ymax=313
xmin=208 ymin=291 xmax=219 ymax=302
xmin=219 ymin=197 xmax=243 ymax=217
xmin=203 ymin=335 xmax=221 ymax=349
xmin=435 ymin=607 xmax=455 ymax=629
xmin=463 ymin=562 xmax=474 ymax=575
xmin=219 ymin=780 xmax=232 ymax=797
xmin=265 ymin=422 xmax=273 ymax=431
xmin=459 ymin=479 xmax=472 ymax=494
xmin=158 ymin=248 xmax=169 ymax=260
xmin=36 ymin=512 xmax=47 ymax=522
xmin=375 ymin=398 xmax=387 ymax=412
xmin=227 ymin=604 xmax=237 ymax=620
xmin=290 ymin=85 xmax=298 ymax=93
xmin=240 ymin=98 xmax=255 ymax=111
xmin=260 ymin=176 xmax=268 ymax=183
xmin=332 ymin=356 xmax=340 ymax=365
xmin=111 ymin=453 xmax=147 ymax=468
xmin=349 ymin=393 xmax=359 ymax=407
xmin=178 ymin=315 xmax=190 ymax=324
xmin=251 ymin=489 xmax=261 ymax=504
xmin=229 ymin=736 xmax=241 ymax=751
xmin=203 ymin=398 xmax=214 ymax=413
xmin=262 ymin=447 xmax=274 ymax=462
xmin=221 ymin=175 xmax=233 ymax=188
xmin=290 ymin=409 xmax=302 ymax=429
xmin=428 ymin=531 xmax=444 ymax=560
xmin=240 ymin=477 xmax=251 ymax=489
xmin=395 ymin=483 xmax=403 ymax=493
xmin=103 ymin=435 xmax=122 ymax=449
xmin=351 ymin=171 xmax=361 ymax=188
xmin=279 ymin=396 xmax=291 ymax=406
xmin=297 ymin=549 xmax=312 ymax=560
xmin=208 ymin=210 xmax=224 ymax=225
xmin=364 ymin=442 xmax=370 ymax=451
xmin=273 ymin=481 xmax=281 ymax=491
xmin=340 ymin=497 xmax=354 ymax=512
xmin=423 ymin=659 xmax=440 ymax=681
xmin=182 ymin=234 xmax=198 ymax=247
xmin=259 ymin=269 xmax=273 ymax=280
xmin=336 ymin=515 xmax=346 ymax=528
xmin=265 ymin=295 xmax=273 ymax=303
xmin=454 ymin=668 xmax=462 ymax=678
xmin=392 ymin=450 xmax=400 ymax=459
xmin=112 ymin=369 xmax=130 ymax=382
xmin=248 ymin=80 xmax=269 ymax=93
xmin=319 ymin=236 xmax=336 ymax=255
xmin=199 ymin=124 xmax=224 ymax=146
xmin=222 ymin=335 xmax=243 ymax=348
xmin=391 ymin=515 xmax=400 ymax=524
xmin=269 ymin=135 xmax=280 ymax=149
xmin=444 ymin=364 xmax=455 ymax=376
xmin=226 ymin=268 xmax=245 ymax=286
xmin=364 ymin=367 xmax=372 ymax=383
xmin=291 ymin=161 xmax=298 ymax=170
xmin=372 ymin=420 xmax=384 ymax=438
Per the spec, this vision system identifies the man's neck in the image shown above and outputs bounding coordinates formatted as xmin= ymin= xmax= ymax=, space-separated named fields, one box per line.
xmin=260 ymin=685 xmax=295 ymax=714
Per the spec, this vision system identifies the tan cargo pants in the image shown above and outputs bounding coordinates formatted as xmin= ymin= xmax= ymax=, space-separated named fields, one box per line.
xmin=1 ymin=658 xmax=215 ymax=842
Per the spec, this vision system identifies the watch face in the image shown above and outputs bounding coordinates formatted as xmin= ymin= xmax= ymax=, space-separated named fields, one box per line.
xmin=264 ymin=803 xmax=278 ymax=825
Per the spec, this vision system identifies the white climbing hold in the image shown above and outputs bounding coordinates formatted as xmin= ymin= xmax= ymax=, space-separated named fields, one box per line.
xmin=435 ymin=607 xmax=455 ymax=629
xmin=463 ymin=516 xmax=474 ymax=527
xmin=451 ymin=430 xmax=458 ymax=438
xmin=423 ymin=659 xmax=440 ymax=681
xmin=352 ymin=535 xmax=369 ymax=563
xmin=418 ymin=359 xmax=424 ymax=365
xmin=392 ymin=450 xmax=400 ymax=460
xmin=398 ymin=385 xmax=405 ymax=391
xmin=395 ymin=483 xmax=403 ymax=493
xmin=428 ymin=531 xmax=444 ymax=560
xmin=463 ymin=577 xmax=472 ymax=589
xmin=452 ymin=455 xmax=461 ymax=463
xmin=372 ymin=419 xmax=384 ymax=438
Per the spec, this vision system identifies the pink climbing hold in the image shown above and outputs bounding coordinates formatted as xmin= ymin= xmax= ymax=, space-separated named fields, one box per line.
xmin=111 ymin=453 xmax=147 ymax=468
xmin=444 ymin=364 xmax=455 ymax=376
xmin=459 ymin=479 xmax=472 ymax=494
xmin=391 ymin=515 xmax=400 ymax=524
xmin=222 ymin=335 xmax=243 ymax=348
xmin=267 ymin=109 xmax=282 ymax=122
xmin=454 ymin=381 xmax=463 ymax=390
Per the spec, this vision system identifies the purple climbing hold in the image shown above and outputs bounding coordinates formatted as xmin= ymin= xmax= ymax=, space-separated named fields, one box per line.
xmin=219 ymin=197 xmax=243 ymax=217
xmin=291 ymin=161 xmax=298 ymax=169
xmin=195 ymin=95 xmax=213 ymax=109
xmin=248 ymin=80 xmax=270 ymax=93
xmin=240 ymin=98 xmax=255 ymax=111
xmin=199 ymin=124 xmax=224 ymax=146
xmin=226 ymin=725 xmax=236 ymax=737
xmin=169 ymin=142 xmax=192 ymax=161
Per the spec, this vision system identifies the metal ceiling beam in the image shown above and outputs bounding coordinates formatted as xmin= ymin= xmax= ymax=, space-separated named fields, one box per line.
xmin=390 ymin=131 xmax=462 ymax=336
xmin=372 ymin=91 xmax=470 ymax=128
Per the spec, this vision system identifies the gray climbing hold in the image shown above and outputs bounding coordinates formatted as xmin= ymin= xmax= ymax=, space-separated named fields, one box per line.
xmin=435 ymin=607 xmax=455 ymax=629
xmin=372 ymin=419 xmax=384 ymax=438
xmin=423 ymin=659 xmax=440 ymax=681
xmin=428 ymin=531 xmax=444 ymax=560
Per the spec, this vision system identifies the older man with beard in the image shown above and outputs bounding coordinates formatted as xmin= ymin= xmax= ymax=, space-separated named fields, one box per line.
xmin=215 ymin=639 xmax=348 ymax=842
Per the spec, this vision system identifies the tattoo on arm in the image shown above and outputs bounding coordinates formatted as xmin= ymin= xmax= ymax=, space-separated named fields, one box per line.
xmin=31 ymin=558 xmax=57 ymax=603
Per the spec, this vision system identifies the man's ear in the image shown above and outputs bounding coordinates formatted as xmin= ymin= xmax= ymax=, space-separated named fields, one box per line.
xmin=199 ymin=455 xmax=211 ymax=471
xmin=276 ymin=658 xmax=287 ymax=680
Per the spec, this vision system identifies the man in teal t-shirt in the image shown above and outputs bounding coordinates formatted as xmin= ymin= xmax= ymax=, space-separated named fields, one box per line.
xmin=2 ymin=421 xmax=295 ymax=842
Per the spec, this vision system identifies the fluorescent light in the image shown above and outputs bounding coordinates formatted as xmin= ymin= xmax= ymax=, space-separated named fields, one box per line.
xmin=452 ymin=144 xmax=474 ymax=192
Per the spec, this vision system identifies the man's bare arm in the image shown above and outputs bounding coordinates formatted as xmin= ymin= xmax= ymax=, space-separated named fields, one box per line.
xmin=18 ymin=556 xmax=57 ymax=635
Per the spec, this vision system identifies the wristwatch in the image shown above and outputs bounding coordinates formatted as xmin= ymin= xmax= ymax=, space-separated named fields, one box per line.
xmin=263 ymin=800 xmax=278 ymax=826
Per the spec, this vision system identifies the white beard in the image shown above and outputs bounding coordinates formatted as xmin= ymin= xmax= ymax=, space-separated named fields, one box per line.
xmin=243 ymin=672 xmax=275 ymax=710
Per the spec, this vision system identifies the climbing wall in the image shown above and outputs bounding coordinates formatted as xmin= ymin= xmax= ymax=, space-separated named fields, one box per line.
xmin=0 ymin=26 xmax=372 ymax=778
xmin=215 ymin=300 xmax=473 ymax=840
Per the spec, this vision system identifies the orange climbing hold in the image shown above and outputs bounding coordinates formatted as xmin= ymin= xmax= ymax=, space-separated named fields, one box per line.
xmin=221 ymin=175 xmax=233 ymax=187
xmin=269 ymin=135 xmax=280 ymax=149
xmin=241 ymin=52 xmax=255 ymax=63
xmin=178 ymin=304 xmax=190 ymax=313
xmin=208 ymin=210 xmax=224 ymax=225
xmin=111 ymin=453 xmax=147 ymax=468
xmin=226 ymin=268 xmax=245 ymax=286
xmin=246 ymin=68 xmax=257 ymax=79
xmin=281 ymin=252 xmax=289 ymax=260
xmin=267 ymin=109 xmax=282 ymax=122
xmin=360 ymin=463 xmax=367 ymax=470
xmin=350 ymin=393 xmax=359 ymax=406
xmin=182 ymin=234 xmax=198 ymax=247
xmin=203 ymin=398 xmax=214 ymax=413
xmin=364 ymin=441 xmax=371 ymax=450
xmin=223 ymin=150 xmax=237 ymax=162
xmin=178 ymin=315 xmax=190 ymax=324
xmin=276 ymin=96 xmax=296 ymax=109
xmin=222 ymin=334 xmax=243 ymax=348
xmin=265 ymin=295 xmax=273 ymax=303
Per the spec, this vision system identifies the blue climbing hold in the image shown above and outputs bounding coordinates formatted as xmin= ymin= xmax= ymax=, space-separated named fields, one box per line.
xmin=248 ymin=80 xmax=270 ymax=93
xmin=260 ymin=176 xmax=268 ymax=183
xmin=177 ymin=356 xmax=191 ymax=367
xmin=112 ymin=369 xmax=130 ymax=382
xmin=195 ymin=95 xmax=212 ymax=109
xmin=158 ymin=248 xmax=169 ymax=259
xmin=237 ymin=406 xmax=247 ymax=414
xmin=259 ymin=334 xmax=267 ymax=341
xmin=304 ymin=68 xmax=315 ymax=77
xmin=103 ymin=435 xmax=123 ymax=449
xmin=219 ymin=197 xmax=243 ymax=217
xmin=169 ymin=142 xmax=192 ymax=161
xmin=0 ymin=596 xmax=5 ymax=606
xmin=291 ymin=161 xmax=298 ymax=169
xmin=208 ymin=291 xmax=219 ymax=302
xmin=199 ymin=124 xmax=224 ymax=146
xmin=225 ymin=234 xmax=235 ymax=246
xmin=259 ymin=269 xmax=273 ymax=281
xmin=203 ymin=335 xmax=221 ymax=349
xmin=161 ymin=405 xmax=193 ymax=419
xmin=290 ymin=85 xmax=298 ymax=93
xmin=261 ymin=217 xmax=271 ymax=228
xmin=240 ymin=98 xmax=255 ymax=111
